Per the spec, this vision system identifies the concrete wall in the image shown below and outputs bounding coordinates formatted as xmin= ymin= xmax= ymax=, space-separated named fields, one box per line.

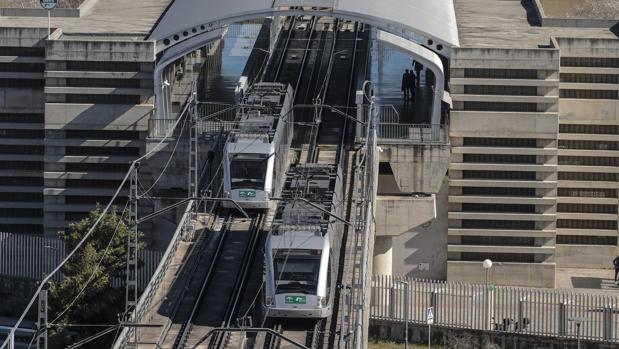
xmin=391 ymin=179 xmax=449 ymax=280
xmin=556 ymin=245 xmax=618 ymax=269
xmin=380 ymin=144 xmax=450 ymax=194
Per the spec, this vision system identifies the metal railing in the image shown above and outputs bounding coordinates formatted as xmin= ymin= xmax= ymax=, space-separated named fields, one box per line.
xmin=371 ymin=276 xmax=619 ymax=342
xmin=112 ymin=200 xmax=196 ymax=349
xmin=374 ymin=123 xmax=449 ymax=144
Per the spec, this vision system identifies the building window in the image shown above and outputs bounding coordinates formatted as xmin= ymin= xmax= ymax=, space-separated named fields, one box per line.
xmin=463 ymin=102 xmax=538 ymax=112
xmin=65 ymin=94 xmax=142 ymax=104
xmin=0 ymin=113 xmax=44 ymax=123
xmin=459 ymin=253 xmax=535 ymax=263
xmin=0 ymin=129 xmax=45 ymax=139
xmin=561 ymin=57 xmax=619 ymax=68
xmin=65 ymin=162 xmax=131 ymax=173
xmin=0 ymin=176 xmax=43 ymax=186
xmin=0 ymin=63 xmax=45 ymax=72
xmin=0 ymin=208 xmax=43 ymax=217
xmin=556 ymin=235 xmax=617 ymax=245
xmin=66 ymin=61 xmax=142 ymax=72
xmin=462 ymin=187 xmax=536 ymax=197
xmin=462 ymin=203 xmax=536 ymax=213
xmin=560 ymin=124 xmax=619 ymax=135
xmin=65 ymin=130 xmax=141 ymax=140
xmin=0 ymin=79 xmax=44 ymax=88
xmin=560 ymin=89 xmax=618 ymax=100
xmin=462 ymin=170 xmax=536 ymax=180
xmin=65 ymin=179 xmax=128 ymax=188
xmin=66 ymin=78 xmax=142 ymax=88
xmin=0 ymin=46 xmax=44 ymax=57
xmin=0 ymin=145 xmax=43 ymax=155
xmin=558 ymin=172 xmax=616 ymax=181
xmin=461 ymin=236 xmax=535 ymax=246
xmin=464 ymin=137 xmax=537 ymax=148
xmin=557 ymin=219 xmax=617 ymax=230
xmin=0 ymin=161 xmax=43 ymax=170
xmin=464 ymin=69 xmax=538 ymax=79
xmin=559 ymin=140 xmax=619 ymax=151
xmin=558 ymin=188 xmax=616 ymax=198
xmin=65 ymin=146 xmax=140 ymax=156
xmin=65 ymin=195 xmax=127 ymax=205
xmin=463 ymin=154 xmax=537 ymax=164
xmin=560 ymin=73 xmax=618 ymax=84
xmin=0 ymin=224 xmax=43 ymax=234
xmin=0 ymin=192 xmax=42 ymax=202
xmin=461 ymin=220 xmax=535 ymax=229
xmin=464 ymin=85 xmax=538 ymax=96
xmin=557 ymin=203 xmax=617 ymax=214
xmin=559 ymin=156 xmax=619 ymax=167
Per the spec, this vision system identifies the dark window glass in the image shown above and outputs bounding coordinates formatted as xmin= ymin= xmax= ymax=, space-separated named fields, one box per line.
xmin=65 ymin=162 xmax=131 ymax=173
xmin=0 ymin=145 xmax=43 ymax=155
xmin=462 ymin=170 xmax=536 ymax=180
xmin=557 ymin=203 xmax=617 ymax=214
xmin=459 ymin=253 xmax=535 ymax=263
xmin=461 ymin=236 xmax=535 ymax=246
xmin=557 ymin=235 xmax=617 ymax=245
xmin=0 ymin=177 xmax=43 ymax=186
xmin=559 ymin=156 xmax=619 ymax=167
xmin=557 ymin=219 xmax=617 ymax=230
xmin=66 ymin=78 xmax=142 ymax=88
xmin=65 ymin=146 xmax=140 ymax=156
xmin=0 ymin=113 xmax=44 ymax=123
xmin=0 ymin=63 xmax=45 ymax=72
xmin=65 ymin=94 xmax=141 ymax=104
xmin=462 ymin=187 xmax=536 ymax=197
xmin=0 ymin=224 xmax=43 ymax=234
xmin=464 ymin=85 xmax=538 ymax=96
xmin=464 ymin=69 xmax=538 ymax=79
xmin=0 ymin=161 xmax=43 ymax=170
xmin=462 ymin=203 xmax=535 ymax=213
xmin=461 ymin=220 xmax=535 ymax=229
xmin=66 ymin=61 xmax=142 ymax=72
xmin=463 ymin=154 xmax=537 ymax=164
xmin=0 ymin=129 xmax=44 ymax=139
xmin=560 ymin=124 xmax=619 ymax=135
xmin=464 ymin=137 xmax=537 ymax=148
xmin=560 ymin=89 xmax=618 ymax=99
xmin=558 ymin=172 xmax=616 ymax=181
xmin=561 ymin=57 xmax=619 ymax=68
xmin=463 ymin=102 xmax=538 ymax=112
xmin=558 ymin=188 xmax=616 ymax=198
xmin=65 ymin=130 xmax=140 ymax=140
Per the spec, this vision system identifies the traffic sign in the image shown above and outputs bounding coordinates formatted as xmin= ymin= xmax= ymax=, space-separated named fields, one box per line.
xmin=40 ymin=0 xmax=58 ymax=10
xmin=427 ymin=306 xmax=434 ymax=324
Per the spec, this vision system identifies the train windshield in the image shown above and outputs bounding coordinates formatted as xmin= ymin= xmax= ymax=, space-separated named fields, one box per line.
xmin=273 ymin=251 xmax=321 ymax=295
xmin=229 ymin=157 xmax=268 ymax=190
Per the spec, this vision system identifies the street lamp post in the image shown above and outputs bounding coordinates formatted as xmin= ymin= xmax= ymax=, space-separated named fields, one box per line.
xmin=396 ymin=280 xmax=409 ymax=349
xmin=482 ymin=259 xmax=493 ymax=330
xmin=568 ymin=317 xmax=586 ymax=349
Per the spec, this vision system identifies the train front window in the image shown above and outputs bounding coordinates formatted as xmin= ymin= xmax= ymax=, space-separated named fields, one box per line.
xmin=229 ymin=157 xmax=268 ymax=190
xmin=274 ymin=252 xmax=321 ymax=295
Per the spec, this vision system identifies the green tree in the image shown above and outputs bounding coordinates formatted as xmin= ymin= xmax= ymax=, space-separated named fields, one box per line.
xmin=48 ymin=205 xmax=142 ymax=349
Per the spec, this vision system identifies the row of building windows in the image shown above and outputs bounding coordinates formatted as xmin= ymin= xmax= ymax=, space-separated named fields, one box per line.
xmin=65 ymin=129 xmax=141 ymax=140
xmin=460 ymin=219 xmax=535 ymax=229
xmin=463 ymin=85 xmax=538 ymax=96
xmin=0 ymin=145 xmax=44 ymax=155
xmin=556 ymin=235 xmax=617 ymax=246
xmin=558 ymin=188 xmax=616 ymax=198
xmin=0 ymin=63 xmax=44 ymax=73
xmin=0 ymin=208 xmax=43 ymax=217
xmin=65 ymin=179 xmax=127 ymax=189
xmin=0 ymin=113 xmax=44 ymax=123
xmin=0 ymin=176 xmax=43 ymax=186
xmin=0 ymin=224 xmax=42 ymax=234
xmin=0 ymin=161 xmax=43 ymax=170
xmin=66 ymin=61 xmax=142 ymax=72
xmin=65 ymin=78 xmax=142 ymax=88
xmin=559 ymin=156 xmax=619 ymax=167
xmin=460 ymin=236 xmax=535 ymax=246
xmin=461 ymin=187 xmax=536 ymax=197
xmin=462 ymin=170 xmax=536 ymax=180
xmin=558 ymin=171 xmax=616 ymax=182
xmin=65 ymin=146 xmax=140 ymax=156
xmin=463 ymin=102 xmax=538 ymax=112
xmin=560 ymin=73 xmax=618 ymax=84
xmin=0 ymin=192 xmax=42 ymax=202
xmin=65 ymin=94 xmax=142 ymax=105
xmin=463 ymin=137 xmax=537 ymax=148
xmin=0 ymin=79 xmax=44 ymax=88
xmin=458 ymin=253 xmax=535 ymax=263
xmin=0 ymin=129 xmax=45 ymax=139
xmin=463 ymin=154 xmax=537 ymax=164
xmin=559 ymin=140 xmax=619 ymax=151
xmin=464 ymin=69 xmax=538 ymax=79
xmin=560 ymin=89 xmax=618 ymax=100
xmin=557 ymin=219 xmax=617 ymax=230
xmin=0 ymin=46 xmax=44 ymax=57
xmin=561 ymin=57 xmax=619 ymax=68
xmin=557 ymin=203 xmax=617 ymax=214
xmin=65 ymin=162 xmax=131 ymax=173
xmin=560 ymin=124 xmax=619 ymax=135
xmin=65 ymin=195 xmax=127 ymax=205
xmin=462 ymin=203 xmax=536 ymax=213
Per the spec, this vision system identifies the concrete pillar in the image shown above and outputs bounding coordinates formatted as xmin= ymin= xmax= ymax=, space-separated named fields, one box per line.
xmin=373 ymin=236 xmax=393 ymax=276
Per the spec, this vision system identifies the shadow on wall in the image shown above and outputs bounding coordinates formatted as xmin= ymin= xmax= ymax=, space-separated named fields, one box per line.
xmin=611 ymin=22 xmax=619 ymax=38
xmin=521 ymin=0 xmax=542 ymax=26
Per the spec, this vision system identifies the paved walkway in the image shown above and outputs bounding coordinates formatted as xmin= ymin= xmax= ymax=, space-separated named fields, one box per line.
xmin=556 ymin=267 xmax=619 ymax=292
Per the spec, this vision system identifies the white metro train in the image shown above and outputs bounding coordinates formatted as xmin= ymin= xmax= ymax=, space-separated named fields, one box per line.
xmin=264 ymin=164 xmax=343 ymax=318
xmin=222 ymin=83 xmax=294 ymax=209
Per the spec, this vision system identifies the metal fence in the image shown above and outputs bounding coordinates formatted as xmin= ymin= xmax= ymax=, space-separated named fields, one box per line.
xmin=374 ymin=123 xmax=449 ymax=144
xmin=0 ymin=232 xmax=162 ymax=288
xmin=371 ymin=276 xmax=619 ymax=343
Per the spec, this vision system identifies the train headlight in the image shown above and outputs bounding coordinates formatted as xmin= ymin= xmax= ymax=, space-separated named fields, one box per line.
xmin=317 ymin=296 xmax=327 ymax=308
xmin=223 ymin=191 xmax=230 ymax=198
xmin=265 ymin=296 xmax=273 ymax=306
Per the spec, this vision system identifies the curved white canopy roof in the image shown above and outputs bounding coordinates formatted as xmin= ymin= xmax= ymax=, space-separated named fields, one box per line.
xmin=149 ymin=0 xmax=459 ymax=53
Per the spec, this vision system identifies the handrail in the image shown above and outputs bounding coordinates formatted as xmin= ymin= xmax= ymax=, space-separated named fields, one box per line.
xmin=112 ymin=200 xmax=196 ymax=349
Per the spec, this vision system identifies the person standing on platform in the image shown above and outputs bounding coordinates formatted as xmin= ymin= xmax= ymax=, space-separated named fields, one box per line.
xmin=413 ymin=60 xmax=423 ymax=86
xmin=402 ymin=69 xmax=412 ymax=100
xmin=408 ymin=69 xmax=416 ymax=102
xmin=614 ymin=255 xmax=619 ymax=284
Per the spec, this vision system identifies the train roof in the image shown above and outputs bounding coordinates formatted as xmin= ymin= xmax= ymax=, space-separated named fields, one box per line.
xmin=269 ymin=229 xmax=327 ymax=251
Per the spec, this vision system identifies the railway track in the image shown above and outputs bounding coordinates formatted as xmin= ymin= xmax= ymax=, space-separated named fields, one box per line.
xmin=163 ymin=213 xmax=264 ymax=349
